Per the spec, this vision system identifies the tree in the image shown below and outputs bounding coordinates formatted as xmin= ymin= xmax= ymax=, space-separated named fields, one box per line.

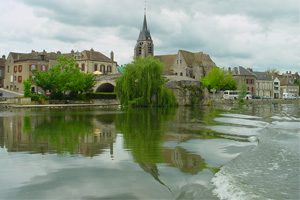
xmin=115 ymin=57 xmax=177 ymax=107
xmin=266 ymin=68 xmax=279 ymax=75
xmin=23 ymin=79 xmax=32 ymax=97
xmin=238 ymin=83 xmax=247 ymax=103
xmin=295 ymin=79 xmax=300 ymax=95
xmin=33 ymin=55 xmax=96 ymax=99
xmin=201 ymin=66 xmax=237 ymax=91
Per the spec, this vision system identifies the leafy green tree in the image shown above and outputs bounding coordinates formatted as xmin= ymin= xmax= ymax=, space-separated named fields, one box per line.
xmin=201 ymin=66 xmax=237 ymax=91
xmin=33 ymin=56 xmax=96 ymax=99
xmin=295 ymin=79 xmax=300 ymax=95
xmin=238 ymin=83 xmax=247 ymax=103
xmin=23 ymin=79 xmax=32 ymax=97
xmin=115 ymin=57 xmax=177 ymax=107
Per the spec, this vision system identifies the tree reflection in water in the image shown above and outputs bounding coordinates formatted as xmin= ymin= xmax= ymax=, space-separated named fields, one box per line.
xmin=115 ymin=108 xmax=175 ymax=190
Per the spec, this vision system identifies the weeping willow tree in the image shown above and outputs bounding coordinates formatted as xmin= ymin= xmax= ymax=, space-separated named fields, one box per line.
xmin=115 ymin=57 xmax=177 ymax=107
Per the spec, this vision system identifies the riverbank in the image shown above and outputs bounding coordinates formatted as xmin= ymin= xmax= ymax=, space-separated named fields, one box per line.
xmin=203 ymin=98 xmax=300 ymax=106
xmin=0 ymin=98 xmax=299 ymax=110
xmin=0 ymin=99 xmax=120 ymax=109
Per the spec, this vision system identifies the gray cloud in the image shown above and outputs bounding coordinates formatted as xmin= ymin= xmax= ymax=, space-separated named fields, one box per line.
xmin=2 ymin=0 xmax=299 ymax=72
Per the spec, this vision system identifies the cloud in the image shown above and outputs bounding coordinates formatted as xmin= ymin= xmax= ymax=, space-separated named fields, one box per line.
xmin=0 ymin=0 xmax=299 ymax=72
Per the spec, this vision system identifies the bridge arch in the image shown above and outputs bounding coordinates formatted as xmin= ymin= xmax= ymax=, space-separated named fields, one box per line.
xmin=96 ymin=83 xmax=114 ymax=92
xmin=94 ymin=80 xmax=116 ymax=93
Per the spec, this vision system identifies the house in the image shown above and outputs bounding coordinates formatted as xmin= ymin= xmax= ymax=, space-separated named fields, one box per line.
xmin=274 ymin=71 xmax=299 ymax=98
xmin=0 ymin=55 xmax=5 ymax=88
xmin=253 ymin=71 xmax=273 ymax=98
xmin=280 ymin=79 xmax=299 ymax=98
xmin=231 ymin=66 xmax=256 ymax=95
xmin=273 ymin=77 xmax=280 ymax=99
xmin=3 ymin=49 xmax=117 ymax=93
xmin=156 ymin=50 xmax=216 ymax=80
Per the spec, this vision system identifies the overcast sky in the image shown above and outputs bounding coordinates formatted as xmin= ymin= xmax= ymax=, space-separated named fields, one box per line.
xmin=0 ymin=0 xmax=299 ymax=72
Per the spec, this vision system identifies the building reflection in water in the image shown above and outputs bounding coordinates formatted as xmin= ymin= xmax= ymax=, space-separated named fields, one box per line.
xmin=163 ymin=147 xmax=205 ymax=175
xmin=0 ymin=112 xmax=117 ymax=157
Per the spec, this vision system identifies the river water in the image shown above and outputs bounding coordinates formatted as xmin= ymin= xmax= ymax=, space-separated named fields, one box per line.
xmin=0 ymin=103 xmax=299 ymax=199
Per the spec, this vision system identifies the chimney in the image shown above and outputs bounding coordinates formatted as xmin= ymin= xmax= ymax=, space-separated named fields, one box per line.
xmin=31 ymin=50 xmax=35 ymax=53
xmin=110 ymin=51 xmax=114 ymax=61
xmin=71 ymin=50 xmax=74 ymax=54
xmin=2 ymin=55 xmax=5 ymax=59
xmin=289 ymin=71 xmax=291 ymax=74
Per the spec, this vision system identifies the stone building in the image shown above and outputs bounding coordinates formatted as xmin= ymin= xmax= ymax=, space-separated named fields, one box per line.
xmin=253 ymin=71 xmax=273 ymax=98
xmin=0 ymin=55 xmax=5 ymax=88
xmin=3 ymin=49 xmax=117 ymax=93
xmin=156 ymin=50 xmax=215 ymax=80
xmin=273 ymin=77 xmax=280 ymax=99
xmin=231 ymin=66 xmax=256 ymax=95
xmin=72 ymin=49 xmax=117 ymax=75
xmin=134 ymin=13 xmax=154 ymax=58
xmin=280 ymin=79 xmax=299 ymax=97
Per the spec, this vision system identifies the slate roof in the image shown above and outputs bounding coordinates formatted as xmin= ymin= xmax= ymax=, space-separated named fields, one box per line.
xmin=179 ymin=50 xmax=215 ymax=67
xmin=232 ymin=66 xmax=256 ymax=76
xmin=11 ymin=51 xmax=59 ymax=62
xmin=80 ymin=50 xmax=114 ymax=63
xmin=9 ymin=49 xmax=114 ymax=63
xmin=155 ymin=54 xmax=177 ymax=74
xmin=253 ymin=71 xmax=272 ymax=81
xmin=138 ymin=14 xmax=152 ymax=41
xmin=0 ymin=58 xmax=5 ymax=67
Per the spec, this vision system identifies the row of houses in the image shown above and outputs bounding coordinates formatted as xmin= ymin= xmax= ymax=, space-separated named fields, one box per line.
xmin=0 ymin=49 xmax=118 ymax=93
xmin=231 ymin=66 xmax=299 ymax=99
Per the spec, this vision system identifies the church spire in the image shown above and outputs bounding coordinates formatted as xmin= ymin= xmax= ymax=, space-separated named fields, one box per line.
xmin=134 ymin=3 xmax=154 ymax=58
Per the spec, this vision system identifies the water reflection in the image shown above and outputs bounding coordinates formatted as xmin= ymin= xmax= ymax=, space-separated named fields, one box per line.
xmin=0 ymin=106 xmax=234 ymax=176
xmin=0 ymin=110 xmax=117 ymax=157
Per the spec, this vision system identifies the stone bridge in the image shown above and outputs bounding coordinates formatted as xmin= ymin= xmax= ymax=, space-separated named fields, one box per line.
xmin=94 ymin=74 xmax=121 ymax=92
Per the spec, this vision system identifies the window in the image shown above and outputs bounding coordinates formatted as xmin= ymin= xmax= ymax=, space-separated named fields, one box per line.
xmin=148 ymin=45 xmax=152 ymax=54
xmin=81 ymin=63 xmax=85 ymax=71
xmin=18 ymin=76 xmax=22 ymax=83
xmin=100 ymin=65 xmax=105 ymax=73
xmin=30 ymin=64 xmax=36 ymax=71
xmin=94 ymin=64 xmax=98 ymax=71
xmin=180 ymin=72 xmax=183 ymax=76
xmin=41 ymin=65 xmax=47 ymax=71
xmin=14 ymin=66 xmax=17 ymax=73
xmin=18 ymin=65 xmax=22 ymax=72
xmin=107 ymin=65 xmax=112 ymax=73
xmin=7 ymin=66 xmax=10 ymax=73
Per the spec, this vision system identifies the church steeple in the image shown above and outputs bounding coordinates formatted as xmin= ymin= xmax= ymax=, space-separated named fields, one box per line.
xmin=134 ymin=11 xmax=154 ymax=58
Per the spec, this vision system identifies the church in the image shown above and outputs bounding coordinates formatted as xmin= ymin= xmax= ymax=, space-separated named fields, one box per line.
xmin=134 ymin=11 xmax=216 ymax=81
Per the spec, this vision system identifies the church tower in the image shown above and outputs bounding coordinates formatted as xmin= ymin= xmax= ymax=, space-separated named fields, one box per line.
xmin=134 ymin=12 xmax=154 ymax=58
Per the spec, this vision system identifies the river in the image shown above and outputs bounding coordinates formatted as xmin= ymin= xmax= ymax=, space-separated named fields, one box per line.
xmin=0 ymin=103 xmax=299 ymax=199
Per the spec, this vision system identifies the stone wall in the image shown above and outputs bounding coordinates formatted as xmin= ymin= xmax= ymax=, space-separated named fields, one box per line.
xmin=165 ymin=76 xmax=202 ymax=106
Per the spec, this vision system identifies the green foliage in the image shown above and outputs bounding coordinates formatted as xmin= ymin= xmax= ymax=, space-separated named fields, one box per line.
xmin=201 ymin=66 xmax=237 ymax=91
xmin=33 ymin=55 xmax=96 ymax=100
xmin=115 ymin=108 xmax=175 ymax=164
xmin=23 ymin=79 xmax=32 ymax=97
xmin=238 ymin=83 xmax=247 ymax=103
xmin=115 ymin=57 xmax=177 ymax=107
